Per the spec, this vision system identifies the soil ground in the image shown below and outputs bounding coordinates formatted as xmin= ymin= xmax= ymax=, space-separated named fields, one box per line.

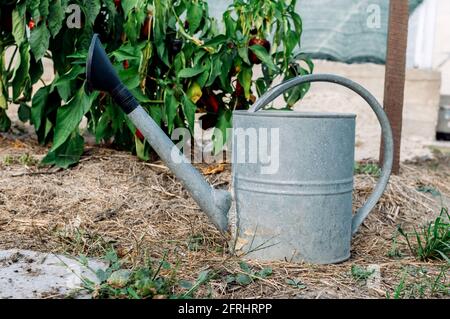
xmin=0 ymin=128 xmax=449 ymax=299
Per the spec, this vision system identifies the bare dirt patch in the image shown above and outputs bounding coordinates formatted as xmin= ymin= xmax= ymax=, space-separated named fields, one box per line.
xmin=0 ymin=133 xmax=449 ymax=299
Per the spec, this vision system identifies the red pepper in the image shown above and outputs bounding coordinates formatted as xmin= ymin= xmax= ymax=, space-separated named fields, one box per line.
xmin=206 ymin=94 xmax=219 ymax=113
xmin=28 ymin=19 xmax=35 ymax=30
xmin=248 ymin=37 xmax=271 ymax=65
xmin=199 ymin=93 xmax=220 ymax=114
xmin=123 ymin=60 xmax=129 ymax=69
xmin=141 ymin=14 xmax=151 ymax=39
xmin=135 ymin=129 xmax=145 ymax=141
xmin=235 ymin=81 xmax=244 ymax=97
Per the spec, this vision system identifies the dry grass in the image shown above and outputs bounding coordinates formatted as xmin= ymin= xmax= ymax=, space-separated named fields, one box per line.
xmin=0 ymin=133 xmax=449 ymax=299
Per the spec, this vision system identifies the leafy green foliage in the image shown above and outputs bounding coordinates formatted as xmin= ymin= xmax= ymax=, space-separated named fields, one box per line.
xmin=285 ymin=278 xmax=307 ymax=289
xmin=225 ymin=261 xmax=273 ymax=287
xmin=350 ymin=265 xmax=375 ymax=282
xmin=386 ymin=266 xmax=449 ymax=299
xmin=1 ymin=0 xmax=312 ymax=167
xmin=81 ymin=249 xmax=213 ymax=299
xmin=416 ymin=185 xmax=441 ymax=197
xmin=398 ymin=208 xmax=450 ymax=262
xmin=354 ymin=162 xmax=381 ymax=177
xmin=1 ymin=153 xmax=38 ymax=166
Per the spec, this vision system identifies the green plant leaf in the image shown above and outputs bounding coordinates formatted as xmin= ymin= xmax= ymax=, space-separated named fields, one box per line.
xmin=164 ymin=89 xmax=179 ymax=133
xmin=236 ymin=274 xmax=252 ymax=286
xmin=219 ymin=53 xmax=233 ymax=90
xmin=135 ymin=137 xmax=149 ymax=161
xmin=83 ymin=0 xmax=101 ymax=25
xmin=18 ymin=103 xmax=31 ymax=122
xmin=187 ymin=2 xmax=203 ymax=34
xmin=11 ymin=44 xmax=31 ymax=101
xmin=29 ymin=56 xmax=44 ymax=85
xmin=249 ymin=45 xmax=278 ymax=72
xmin=30 ymin=86 xmax=50 ymax=131
xmin=257 ymin=267 xmax=273 ymax=278
xmin=105 ymin=250 xmax=119 ymax=264
xmin=53 ymin=65 xmax=85 ymax=101
xmin=131 ymin=88 xmax=151 ymax=103
xmin=95 ymin=269 xmax=108 ymax=282
xmin=182 ymin=94 xmax=196 ymax=133
xmin=0 ymin=80 xmax=6 ymax=110
xmin=237 ymin=66 xmax=252 ymax=100
xmin=27 ymin=0 xmax=41 ymax=21
xmin=161 ymin=260 xmax=171 ymax=270
xmin=178 ymin=66 xmax=205 ymax=78
xmin=282 ymin=63 xmax=312 ymax=107
xmin=203 ymin=35 xmax=228 ymax=47
xmin=95 ymin=111 xmax=112 ymax=144
xmin=29 ymin=24 xmax=50 ymax=61
xmin=255 ymin=78 xmax=267 ymax=96
xmin=51 ymin=85 xmax=97 ymax=151
xmin=195 ymin=59 xmax=211 ymax=87
xmin=179 ymin=280 xmax=194 ymax=290
xmin=291 ymin=12 xmax=303 ymax=35
xmin=225 ymin=275 xmax=235 ymax=284
xmin=12 ymin=9 xmax=26 ymax=45
xmin=196 ymin=270 xmax=210 ymax=285
xmin=48 ymin=0 xmax=65 ymax=37
xmin=283 ymin=29 xmax=299 ymax=58
xmin=0 ymin=109 xmax=11 ymax=132
xmin=173 ymin=51 xmax=186 ymax=73
xmin=156 ymin=41 xmax=169 ymax=66
xmin=121 ymin=0 xmax=139 ymax=16
xmin=119 ymin=67 xmax=141 ymax=90
xmin=153 ymin=0 xmax=166 ymax=34
xmin=124 ymin=11 xmax=141 ymax=44
xmin=39 ymin=0 xmax=50 ymax=19
xmin=238 ymin=46 xmax=251 ymax=65
xmin=113 ymin=44 xmax=142 ymax=62
xmin=42 ymin=132 xmax=85 ymax=168
xmin=212 ymin=109 xmax=232 ymax=155
xmin=15 ymin=1 xmax=26 ymax=16
xmin=239 ymin=261 xmax=251 ymax=273
xmin=148 ymin=105 xmax=162 ymax=127
xmin=206 ymin=55 xmax=223 ymax=87
xmin=286 ymin=278 xmax=306 ymax=288
xmin=223 ymin=11 xmax=236 ymax=37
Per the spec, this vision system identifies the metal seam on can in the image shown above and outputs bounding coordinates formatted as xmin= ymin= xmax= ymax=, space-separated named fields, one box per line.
xmin=235 ymin=177 xmax=353 ymax=196
xmin=235 ymin=176 xmax=354 ymax=186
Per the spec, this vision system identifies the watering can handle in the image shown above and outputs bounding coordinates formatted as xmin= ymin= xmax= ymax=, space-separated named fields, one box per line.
xmin=248 ymin=74 xmax=394 ymax=235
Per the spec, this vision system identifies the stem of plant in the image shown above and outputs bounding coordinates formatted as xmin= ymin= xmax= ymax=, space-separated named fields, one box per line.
xmin=171 ymin=7 xmax=204 ymax=47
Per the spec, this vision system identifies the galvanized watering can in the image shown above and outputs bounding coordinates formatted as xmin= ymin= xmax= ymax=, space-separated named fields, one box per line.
xmin=87 ymin=35 xmax=394 ymax=264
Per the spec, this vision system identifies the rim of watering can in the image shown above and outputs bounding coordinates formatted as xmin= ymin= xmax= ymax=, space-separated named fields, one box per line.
xmin=233 ymin=110 xmax=356 ymax=119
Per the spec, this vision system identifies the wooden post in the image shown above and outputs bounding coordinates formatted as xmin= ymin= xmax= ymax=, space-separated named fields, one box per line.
xmin=380 ymin=0 xmax=409 ymax=174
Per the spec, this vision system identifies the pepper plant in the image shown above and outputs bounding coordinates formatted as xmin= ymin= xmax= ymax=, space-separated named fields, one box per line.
xmin=0 ymin=0 xmax=313 ymax=167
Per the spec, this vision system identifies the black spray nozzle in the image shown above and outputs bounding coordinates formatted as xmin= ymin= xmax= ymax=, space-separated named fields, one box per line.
xmin=86 ymin=34 xmax=138 ymax=114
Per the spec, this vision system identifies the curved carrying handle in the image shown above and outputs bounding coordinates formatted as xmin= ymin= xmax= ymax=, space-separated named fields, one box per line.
xmin=249 ymin=74 xmax=394 ymax=235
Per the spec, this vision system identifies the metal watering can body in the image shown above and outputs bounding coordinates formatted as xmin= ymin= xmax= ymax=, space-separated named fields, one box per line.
xmin=86 ymin=35 xmax=394 ymax=264
xmin=232 ymin=111 xmax=356 ymax=263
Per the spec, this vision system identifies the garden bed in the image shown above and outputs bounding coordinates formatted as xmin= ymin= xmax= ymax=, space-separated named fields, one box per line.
xmin=0 ymin=133 xmax=449 ymax=299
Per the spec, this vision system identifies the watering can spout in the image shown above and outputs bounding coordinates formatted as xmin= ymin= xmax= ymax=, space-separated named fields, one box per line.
xmin=86 ymin=34 xmax=231 ymax=233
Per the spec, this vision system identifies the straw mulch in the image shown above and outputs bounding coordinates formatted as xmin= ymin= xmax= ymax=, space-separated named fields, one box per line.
xmin=0 ymin=134 xmax=449 ymax=299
